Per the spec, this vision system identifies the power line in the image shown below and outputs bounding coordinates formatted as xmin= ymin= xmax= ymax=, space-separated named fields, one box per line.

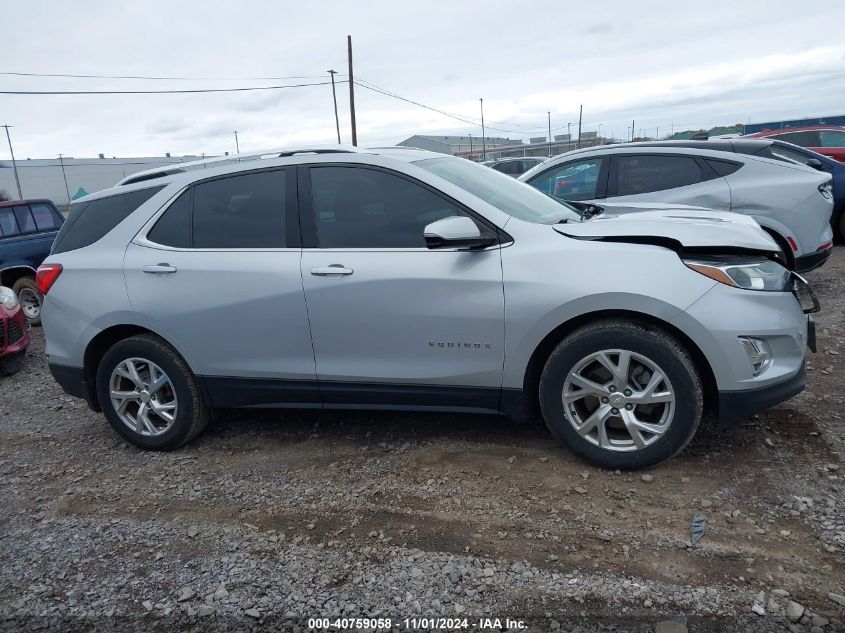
xmin=353 ymin=78 xmax=570 ymax=136
xmin=0 ymin=70 xmax=347 ymax=81
xmin=354 ymin=77 xmax=576 ymax=135
xmin=0 ymin=80 xmax=344 ymax=95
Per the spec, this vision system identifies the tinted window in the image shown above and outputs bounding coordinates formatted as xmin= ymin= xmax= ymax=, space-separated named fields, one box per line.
xmin=0 ymin=208 xmax=20 ymax=237
xmin=494 ymin=161 xmax=524 ymax=176
xmin=819 ymin=130 xmax=845 ymax=147
xmin=772 ymin=131 xmax=821 ymax=147
xmin=758 ymin=144 xmax=815 ymax=166
xmin=616 ymin=155 xmax=702 ymax=196
xmin=310 ymin=166 xmax=467 ymax=248
xmin=704 ymin=159 xmax=742 ymax=177
xmin=12 ymin=205 xmax=37 ymax=233
xmin=52 ymin=186 xmax=164 ymax=254
xmin=529 ymin=158 xmax=605 ymax=201
xmin=192 ymin=170 xmax=286 ymax=248
xmin=148 ymin=190 xmax=192 ymax=248
xmin=30 ymin=203 xmax=62 ymax=231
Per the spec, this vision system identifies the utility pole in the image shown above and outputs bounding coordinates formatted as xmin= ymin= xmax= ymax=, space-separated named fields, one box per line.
xmin=567 ymin=123 xmax=571 ymax=151
xmin=469 ymin=132 xmax=473 ymax=157
xmin=598 ymin=123 xmax=603 ymax=142
xmin=327 ymin=70 xmax=341 ymax=144
xmin=479 ymin=98 xmax=486 ymax=161
xmin=577 ymin=105 xmax=583 ymax=149
xmin=547 ymin=111 xmax=552 ymax=157
xmin=347 ymin=35 xmax=358 ymax=146
xmin=631 ymin=120 xmax=635 ymax=141
xmin=233 ymin=131 xmax=240 ymax=154
xmin=656 ymin=126 xmax=659 ymax=141
xmin=58 ymin=154 xmax=71 ymax=204
xmin=2 ymin=125 xmax=23 ymax=199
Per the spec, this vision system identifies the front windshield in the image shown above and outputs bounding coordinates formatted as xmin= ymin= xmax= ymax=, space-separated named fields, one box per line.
xmin=414 ymin=157 xmax=581 ymax=224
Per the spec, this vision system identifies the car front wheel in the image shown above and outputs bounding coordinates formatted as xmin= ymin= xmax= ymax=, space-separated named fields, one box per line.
xmin=539 ymin=320 xmax=703 ymax=470
xmin=95 ymin=334 xmax=211 ymax=450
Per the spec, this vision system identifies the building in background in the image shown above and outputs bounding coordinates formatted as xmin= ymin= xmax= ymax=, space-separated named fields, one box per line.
xmin=743 ymin=114 xmax=845 ymax=135
xmin=397 ymin=135 xmax=522 ymax=155
xmin=455 ymin=134 xmax=611 ymax=161
xmin=0 ymin=155 xmax=203 ymax=208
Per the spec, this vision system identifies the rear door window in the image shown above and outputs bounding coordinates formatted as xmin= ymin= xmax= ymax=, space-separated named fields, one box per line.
xmin=52 ymin=186 xmax=164 ymax=254
xmin=30 ymin=203 xmax=63 ymax=231
xmin=614 ymin=155 xmax=703 ymax=196
xmin=192 ymin=170 xmax=286 ymax=248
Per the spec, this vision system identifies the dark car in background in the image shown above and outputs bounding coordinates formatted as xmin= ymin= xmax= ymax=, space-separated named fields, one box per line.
xmin=0 ymin=199 xmax=65 ymax=325
xmin=485 ymin=157 xmax=546 ymax=177
xmin=744 ymin=125 xmax=845 ymax=163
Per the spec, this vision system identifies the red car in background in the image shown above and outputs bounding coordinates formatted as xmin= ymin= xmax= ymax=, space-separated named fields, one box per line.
xmin=744 ymin=125 xmax=845 ymax=162
xmin=0 ymin=285 xmax=30 ymax=376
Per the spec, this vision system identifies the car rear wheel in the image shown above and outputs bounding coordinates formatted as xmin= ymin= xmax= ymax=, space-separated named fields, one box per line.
xmin=13 ymin=277 xmax=42 ymax=326
xmin=539 ymin=320 xmax=703 ymax=470
xmin=96 ymin=334 xmax=211 ymax=450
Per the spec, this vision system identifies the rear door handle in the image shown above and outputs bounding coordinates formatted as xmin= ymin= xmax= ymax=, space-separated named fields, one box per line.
xmin=310 ymin=265 xmax=353 ymax=277
xmin=142 ymin=263 xmax=178 ymax=274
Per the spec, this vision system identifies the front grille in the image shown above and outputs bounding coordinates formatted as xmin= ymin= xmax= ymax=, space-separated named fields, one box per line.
xmin=7 ymin=317 xmax=23 ymax=344
xmin=0 ymin=321 xmax=5 ymax=349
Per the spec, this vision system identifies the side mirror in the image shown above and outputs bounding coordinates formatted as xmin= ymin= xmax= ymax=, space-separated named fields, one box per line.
xmin=806 ymin=158 xmax=825 ymax=171
xmin=423 ymin=216 xmax=496 ymax=250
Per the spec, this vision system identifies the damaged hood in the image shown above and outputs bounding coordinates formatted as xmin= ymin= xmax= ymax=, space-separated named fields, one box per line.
xmin=554 ymin=204 xmax=778 ymax=251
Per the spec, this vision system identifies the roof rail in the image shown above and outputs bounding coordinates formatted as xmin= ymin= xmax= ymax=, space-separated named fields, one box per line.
xmin=115 ymin=145 xmax=361 ymax=187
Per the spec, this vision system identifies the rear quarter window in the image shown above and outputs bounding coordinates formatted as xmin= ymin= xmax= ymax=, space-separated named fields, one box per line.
xmin=52 ymin=186 xmax=164 ymax=254
xmin=704 ymin=159 xmax=742 ymax=177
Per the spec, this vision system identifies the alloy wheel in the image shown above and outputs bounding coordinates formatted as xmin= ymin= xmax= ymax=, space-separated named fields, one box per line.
xmin=562 ymin=349 xmax=675 ymax=452
xmin=109 ymin=357 xmax=178 ymax=437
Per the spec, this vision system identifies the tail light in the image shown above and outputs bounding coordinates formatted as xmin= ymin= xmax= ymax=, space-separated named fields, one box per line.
xmin=36 ymin=263 xmax=63 ymax=294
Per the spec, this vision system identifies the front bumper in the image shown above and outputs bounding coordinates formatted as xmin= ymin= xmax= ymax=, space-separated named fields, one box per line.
xmin=795 ymin=247 xmax=831 ymax=273
xmin=0 ymin=306 xmax=31 ymax=358
xmin=717 ymin=360 xmax=806 ymax=428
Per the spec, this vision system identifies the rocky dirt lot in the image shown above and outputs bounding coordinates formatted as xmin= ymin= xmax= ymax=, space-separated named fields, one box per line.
xmin=1 ymin=249 xmax=844 ymax=633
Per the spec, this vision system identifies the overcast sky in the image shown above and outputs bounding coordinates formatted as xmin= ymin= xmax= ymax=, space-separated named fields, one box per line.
xmin=2 ymin=0 xmax=845 ymax=159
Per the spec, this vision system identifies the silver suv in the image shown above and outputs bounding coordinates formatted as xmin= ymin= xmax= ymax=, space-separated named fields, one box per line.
xmin=39 ymin=147 xmax=817 ymax=469
xmin=519 ymin=143 xmax=834 ymax=272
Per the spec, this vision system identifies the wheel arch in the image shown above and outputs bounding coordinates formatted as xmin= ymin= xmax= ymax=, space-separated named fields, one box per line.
xmin=511 ymin=309 xmax=718 ymax=424
xmin=82 ymin=324 xmax=194 ymax=410
xmin=0 ymin=264 xmax=36 ymax=288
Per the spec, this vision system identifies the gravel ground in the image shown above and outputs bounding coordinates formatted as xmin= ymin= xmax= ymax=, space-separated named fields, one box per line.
xmin=1 ymin=248 xmax=844 ymax=633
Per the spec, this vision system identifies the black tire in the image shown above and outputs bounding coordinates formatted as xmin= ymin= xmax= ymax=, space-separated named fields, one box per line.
xmin=836 ymin=208 xmax=845 ymax=244
xmin=95 ymin=334 xmax=211 ymax=450
xmin=12 ymin=276 xmax=42 ymax=326
xmin=539 ymin=320 xmax=703 ymax=470
xmin=0 ymin=350 xmax=26 ymax=376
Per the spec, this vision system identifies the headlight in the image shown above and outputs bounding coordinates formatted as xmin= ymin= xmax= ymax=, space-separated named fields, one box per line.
xmin=0 ymin=286 xmax=18 ymax=310
xmin=683 ymin=258 xmax=791 ymax=291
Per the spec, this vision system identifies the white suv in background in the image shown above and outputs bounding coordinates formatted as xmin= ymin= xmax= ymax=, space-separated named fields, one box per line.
xmin=519 ymin=143 xmax=834 ymax=271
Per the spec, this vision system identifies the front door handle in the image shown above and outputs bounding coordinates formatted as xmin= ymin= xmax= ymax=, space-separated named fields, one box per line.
xmin=142 ymin=263 xmax=178 ymax=274
xmin=310 ymin=265 xmax=353 ymax=277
